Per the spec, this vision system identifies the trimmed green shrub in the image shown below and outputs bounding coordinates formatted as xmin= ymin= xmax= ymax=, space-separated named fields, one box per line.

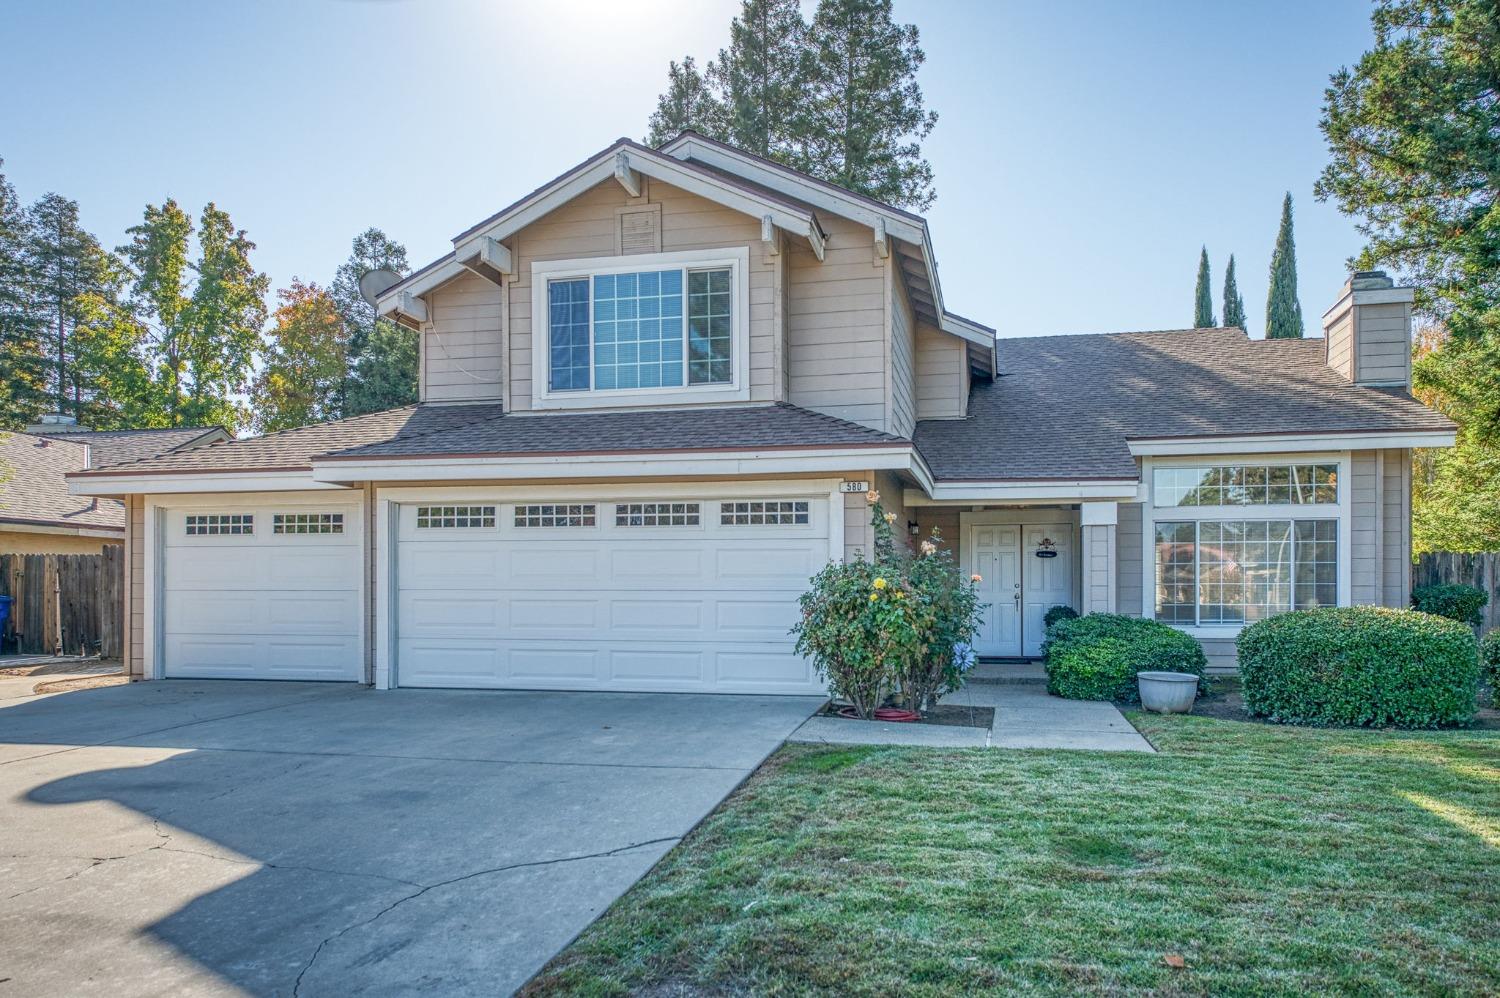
xmin=1043 ymin=604 xmax=1080 ymax=631
xmin=1411 ymin=583 xmax=1489 ymax=627
xmin=1238 ymin=606 xmax=1477 ymax=729
xmin=1481 ymin=630 xmax=1500 ymax=706
xmin=1043 ymin=613 xmax=1208 ymax=702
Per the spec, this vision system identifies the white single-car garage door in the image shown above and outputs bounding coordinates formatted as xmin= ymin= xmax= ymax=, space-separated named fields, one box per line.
xmin=161 ymin=503 xmax=363 ymax=681
xmin=394 ymin=493 xmax=832 ymax=694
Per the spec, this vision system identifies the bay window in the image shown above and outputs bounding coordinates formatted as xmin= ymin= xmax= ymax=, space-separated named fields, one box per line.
xmin=1149 ymin=460 xmax=1345 ymax=627
xmin=533 ymin=249 xmax=748 ymax=407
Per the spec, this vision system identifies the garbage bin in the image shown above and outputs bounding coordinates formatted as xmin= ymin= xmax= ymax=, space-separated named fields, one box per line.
xmin=0 ymin=595 xmax=11 ymax=654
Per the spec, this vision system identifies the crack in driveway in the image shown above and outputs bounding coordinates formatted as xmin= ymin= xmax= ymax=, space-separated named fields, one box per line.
xmin=290 ymin=835 xmax=682 ymax=997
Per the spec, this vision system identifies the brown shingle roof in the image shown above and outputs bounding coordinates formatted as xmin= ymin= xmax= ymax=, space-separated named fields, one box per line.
xmin=70 ymin=404 xmax=505 ymax=477
xmin=914 ymin=328 xmax=1455 ymax=482
xmin=35 ymin=426 xmax=225 ymax=469
xmin=1 ymin=433 xmax=123 ymax=531
xmin=324 ymin=402 xmax=905 ymax=460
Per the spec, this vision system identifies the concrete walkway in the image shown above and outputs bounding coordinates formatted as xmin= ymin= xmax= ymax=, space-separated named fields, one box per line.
xmin=789 ymin=681 xmax=1155 ymax=753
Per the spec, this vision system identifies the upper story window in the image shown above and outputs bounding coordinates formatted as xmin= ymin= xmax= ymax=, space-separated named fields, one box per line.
xmin=1152 ymin=463 xmax=1339 ymax=507
xmin=532 ymin=249 xmax=749 ymax=409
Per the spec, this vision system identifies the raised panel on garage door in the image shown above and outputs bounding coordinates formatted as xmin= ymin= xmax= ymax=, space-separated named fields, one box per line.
xmin=162 ymin=505 xmax=363 ymax=681
xmin=394 ymin=496 xmax=830 ymax=694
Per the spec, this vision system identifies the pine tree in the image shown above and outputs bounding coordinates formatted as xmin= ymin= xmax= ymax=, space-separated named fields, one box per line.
xmin=1194 ymin=247 xmax=1215 ymax=327
xmin=26 ymin=193 xmax=118 ymax=417
xmin=250 ymin=279 xmax=347 ymax=433
xmin=1265 ymin=193 xmax=1305 ymax=339
xmin=184 ymin=204 xmax=267 ymax=430
xmin=801 ymin=0 xmax=938 ymax=210
xmin=646 ymin=57 xmax=727 ymax=147
xmin=0 ymin=159 xmax=48 ymax=429
xmin=1222 ymin=254 xmax=1247 ymax=331
xmin=707 ymin=0 xmax=808 ymax=161
xmin=333 ymin=228 xmax=415 ymax=417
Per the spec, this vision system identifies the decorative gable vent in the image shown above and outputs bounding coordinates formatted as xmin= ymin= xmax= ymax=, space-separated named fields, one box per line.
xmin=617 ymin=204 xmax=662 ymax=255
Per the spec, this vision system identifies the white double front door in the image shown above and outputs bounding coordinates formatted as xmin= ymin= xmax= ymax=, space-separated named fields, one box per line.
xmin=967 ymin=521 xmax=1076 ymax=658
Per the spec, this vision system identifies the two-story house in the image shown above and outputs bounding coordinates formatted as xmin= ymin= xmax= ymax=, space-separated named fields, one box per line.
xmin=68 ymin=134 xmax=1455 ymax=692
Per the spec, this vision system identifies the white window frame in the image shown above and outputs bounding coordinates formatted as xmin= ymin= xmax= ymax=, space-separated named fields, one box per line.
xmin=1140 ymin=452 xmax=1352 ymax=639
xmin=530 ymin=247 xmax=752 ymax=410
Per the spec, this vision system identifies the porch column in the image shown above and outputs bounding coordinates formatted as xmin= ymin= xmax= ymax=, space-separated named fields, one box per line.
xmin=1079 ymin=501 xmax=1118 ymax=614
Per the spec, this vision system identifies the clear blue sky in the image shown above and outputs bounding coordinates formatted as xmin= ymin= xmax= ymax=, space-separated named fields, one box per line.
xmin=0 ymin=0 xmax=1378 ymax=339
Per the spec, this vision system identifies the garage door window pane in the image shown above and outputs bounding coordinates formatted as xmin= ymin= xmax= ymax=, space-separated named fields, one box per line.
xmin=416 ymin=506 xmax=495 ymax=529
xmin=273 ymin=513 xmax=344 ymax=535
xmin=186 ymin=514 xmax=253 ymax=536
xmin=515 ymin=504 xmax=596 ymax=528
xmin=615 ymin=502 xmax=700 ymax=526
xmin=720 ymin=500 xmax=809 ymax=526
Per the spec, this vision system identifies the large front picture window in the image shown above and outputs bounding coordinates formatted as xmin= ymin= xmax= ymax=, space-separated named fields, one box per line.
xmin=1154 ymin=519 xmax=1338 ymax=624
xmin=547 ymin=264 xmax=733 ymax=394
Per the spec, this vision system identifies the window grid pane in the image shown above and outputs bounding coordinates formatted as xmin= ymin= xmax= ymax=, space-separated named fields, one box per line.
xmin=416 ymin=505 xmax=496 ymax=529
xmin=593 ymin=270 xmax=684 ymax=391
xmin=615 ymin=502 xmax=701 ymax=527
xmin=1154 ymin=517 xmax=1339 ymax=625
xmin=273 ymin=513 xmax=344 ymax=535
xmin=687 ymin=268 xmax=733 ymax=385
xmin=1152 ymin=463 xmax=1339 ymax=507
xmin=719 ymin=500 xmax=809 ymax=526
xmin=515 ymin=504 xmax=596 ymax=528
xmin=548 ymin=278 xmax=591 ymax=391
xmin=185 ymin=514 xmax=253 ymax=536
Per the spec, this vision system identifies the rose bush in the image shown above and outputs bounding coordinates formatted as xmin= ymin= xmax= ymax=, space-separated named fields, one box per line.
xmin=791 ymin=493 xmax=983 ymax=718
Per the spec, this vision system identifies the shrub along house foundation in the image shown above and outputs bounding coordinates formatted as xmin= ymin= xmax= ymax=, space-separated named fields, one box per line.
xmin=67 ymin=135 xmax=1454 ymax=690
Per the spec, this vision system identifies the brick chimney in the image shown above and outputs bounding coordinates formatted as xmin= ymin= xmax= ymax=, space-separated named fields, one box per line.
xmin=1321 ymin=270 xmax=1415 ymax=388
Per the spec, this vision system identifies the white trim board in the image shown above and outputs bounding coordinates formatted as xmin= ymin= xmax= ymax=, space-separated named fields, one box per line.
xmin=70 ymin=470 xmax=348 ymax=497
xmin=1128 ymin=430 xmax=1453 ymax=456
xmin=904 ymin=480 xmax=1141 ymax=505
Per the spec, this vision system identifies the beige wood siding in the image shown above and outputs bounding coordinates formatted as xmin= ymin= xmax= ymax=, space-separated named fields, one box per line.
xmin=915 ymin=506 xmax=960 ymax=555
xmin=874 ymin=470 xmax=910 ymax=554
xmin=1356 ymin=302 xmax=1412 ymax=386
xmin=888 ymin=270 xmax=916 ymax=437
xmin=1380 ymin=448 xmax=1411 ymax=607
xmin=1351 ymin=450 xmax=1380 ymax=605
xmin=421 ymin=271 xmax=504 ymax=402
xmin=0 ymin=530 xmax=118 ymax=555
xmin=127 ymin=495 xmax=143 ymax=679
xmin=502 ymin=178 xmax=777 ymax=411
xmin=787 ymin=214 xmax=887 ymax=430
xmin=1081 ymin=523 xmax=1116 ymax=613
xmin=1325 ymin=307 xmax=1354 ymax=381
xmin=1200 ymin=636 xmax=1238 ymax=674
xmin=915 ymin=322 xmax=967 ymax=419
xmin=844 ymin=479 xmax=874 ymax=562
xmin=1116 ymin=501 xmax=1144 ymax=616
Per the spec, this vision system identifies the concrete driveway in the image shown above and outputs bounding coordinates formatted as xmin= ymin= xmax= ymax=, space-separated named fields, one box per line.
xmin=0 ymin=681 xmax=822 ymax=996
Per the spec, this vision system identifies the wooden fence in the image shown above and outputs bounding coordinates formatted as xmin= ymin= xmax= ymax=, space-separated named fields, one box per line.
xmin=0 ymin=548 xmax=123 ymax=659
xmin=1414 ymin=551 xmax=1500 ymax=638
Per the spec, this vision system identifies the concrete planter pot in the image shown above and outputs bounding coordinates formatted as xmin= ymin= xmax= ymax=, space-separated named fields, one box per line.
xmin=1137 ymin=671 xmax=1199 ymax=714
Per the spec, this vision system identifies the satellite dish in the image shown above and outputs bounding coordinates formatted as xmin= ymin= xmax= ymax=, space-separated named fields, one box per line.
xmin=358 ymin=268 xmax=403 ymax=308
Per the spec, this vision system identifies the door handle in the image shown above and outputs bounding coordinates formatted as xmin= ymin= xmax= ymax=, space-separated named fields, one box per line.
xmin=1014 ymin=592 xmax=1021 ymax=610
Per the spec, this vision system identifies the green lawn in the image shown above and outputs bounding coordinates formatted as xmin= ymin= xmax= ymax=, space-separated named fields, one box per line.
xmin=525 ymin=715 xmax=1500 ymax=996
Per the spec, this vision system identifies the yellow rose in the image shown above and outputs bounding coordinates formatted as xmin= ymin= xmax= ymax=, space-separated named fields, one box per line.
xmin=869 ymin=593 xmax=879 ymax=602
xmin=894 ymin=590 xmax=906 ymax=600
xmin=884 ymin=512 xmax=897 ymax=524
xmin=873 ymin=577 xmax=887 ymax=589
xmin=865 ymin=490 xmax=880 ymax=504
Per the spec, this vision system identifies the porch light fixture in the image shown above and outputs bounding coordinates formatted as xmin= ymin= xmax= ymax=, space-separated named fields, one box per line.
xmin=908 ymin=520 xmax=920 ymax=537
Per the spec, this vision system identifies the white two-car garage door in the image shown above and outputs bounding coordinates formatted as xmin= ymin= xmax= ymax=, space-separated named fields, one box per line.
xmin=161 ymin=503 xmax=363 ymax=681
xmin=394 ymin=493 xmax=833 ymax=694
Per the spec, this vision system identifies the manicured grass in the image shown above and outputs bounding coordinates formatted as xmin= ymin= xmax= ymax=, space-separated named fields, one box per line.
xmin=525 ymin=716 xmax=1500 ymax=996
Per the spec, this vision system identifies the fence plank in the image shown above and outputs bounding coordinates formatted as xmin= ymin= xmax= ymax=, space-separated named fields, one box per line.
xmin=0 ymin=549 xmax=124 ymax=659
xmin=1414 ymin=552 xmax=1500 ymax=638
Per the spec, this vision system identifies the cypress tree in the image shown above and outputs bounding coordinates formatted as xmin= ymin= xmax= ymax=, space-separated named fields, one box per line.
xmin=1265 ymin=193 xmax=1305 ymax=338
xmin=1222 ymin=254 xmax=1247 ymax=331
xmin=1194 ymin=247 xmax=1215 ymax=327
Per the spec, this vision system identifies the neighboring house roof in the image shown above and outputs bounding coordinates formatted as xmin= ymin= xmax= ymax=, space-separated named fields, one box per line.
xmin=322 ymin=402 xmax=905 ymax=462
xmin=0 ymin=432 xmax=124 ymax=532
xmin=914 ymin=328 xmax=1456 ymax=482
xmin=68 ymin=404 xmax=506 ymax=477
xmin=33 ymin=426 xmax=227 ymax=469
